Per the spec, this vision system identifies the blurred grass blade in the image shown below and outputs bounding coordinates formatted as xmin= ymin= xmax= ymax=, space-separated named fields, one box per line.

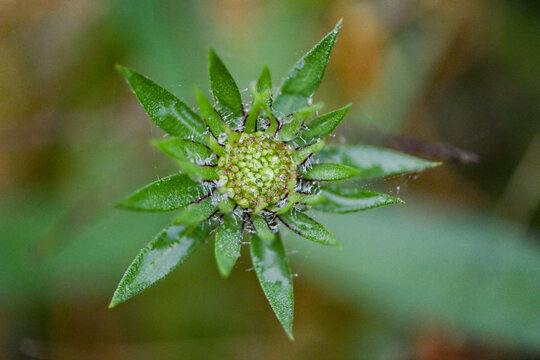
xmin=279 ymin=210 xmax=339 ymax=247
xmin=302 ymin=163 xmax=360 ymax=181
xmin=209 ymin=49 xmax=244 ymax=128
xmin=314 ymin=186 xmax=403 ymax=213
xmin=109 ymin=225 xmax=203 ymax=307
xmin=152 ymin=138 xmax=216 ymax=165
xmin=196 ymin=89 xmax=229 ymax=143
xmin=250 ymin=233 xmax=294 ymax=339
xmin=215 ymin=214 xmax=243 ymax=277
xmin=173 ymin=195 xmax=217 ymax=225
xmin=117 ymin=65 xmax=207 ymax=137
xmin=290 ymin=104 xmax=351 ymax=147
xmin=290 ymin=208 xmax=540 ymax=350
xmin=117 ymin=174 xmax=213 ymax=211
xmin=273 ymin=20 xmax=342 ymax=116
xmin=313 ymin=145 xmax=441 ymax=180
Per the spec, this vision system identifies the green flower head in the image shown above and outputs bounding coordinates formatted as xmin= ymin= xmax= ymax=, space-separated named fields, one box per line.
xmin=217 ymin=132 xmax=297 ymax=210
xmin=110 ymin=20 xmax=440 ymax=339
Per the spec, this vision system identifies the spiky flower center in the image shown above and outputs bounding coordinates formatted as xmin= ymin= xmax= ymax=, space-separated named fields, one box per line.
xmin=217 ymin=132 xmax=297 ymax=209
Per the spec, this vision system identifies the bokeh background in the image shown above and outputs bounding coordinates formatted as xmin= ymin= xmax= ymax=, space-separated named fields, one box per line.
xmin=1 ymin=0 xmax=539 ymax=359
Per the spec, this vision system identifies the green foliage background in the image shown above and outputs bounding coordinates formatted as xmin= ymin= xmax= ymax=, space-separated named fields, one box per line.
xmin=1 ymin=0 xmax=539 ymax=359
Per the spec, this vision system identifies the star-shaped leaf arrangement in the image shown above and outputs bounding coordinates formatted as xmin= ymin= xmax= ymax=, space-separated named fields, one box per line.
xmin=110 ymin=20 xmax=440 ymax=339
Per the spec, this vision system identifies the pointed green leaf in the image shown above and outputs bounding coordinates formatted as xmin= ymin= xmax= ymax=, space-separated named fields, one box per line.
xmin=312 ymin=145 xmax=441 ymax=180
xmin=302 ymin=163 xmax=360 ymax=181
xmin=252 ymin=214 xmax=275 ymax=242
xmin=262 ymin=103 xmax=280 ymax=136
xmin=244 ymin=97 xmax=261 ymax=134
xmin=245 ymin=94 xmax=263 ymax=134
xmin=269 ymin=194 xmax=296 ymax=215
xmin=196 ymin=89 xmax=228 ymax=143
xmin=109 ymin=225 xmax=204 ymax=307
xmin=250 ymin=233 xmax=294 ymax=339
xmin=152 ymin=138 xmax=216 ymax=165
xmin=173 ymin=195 xmax=218 ymax=225
xmin=290 ymin=104 xmax=351 ymax=147
xmin=117 ymin=174 xmax=213 ymax=212
xmin=257 ymin=65 xmax=272 ymax=95
xmin=177 ymin=161 xmax=219 ymax=181
xmin=279 ymin=210 xmax=339 ymax=247
xmin=292 ymin=141 xmax=325 ymax=164
xmin=277 ymin=103 xmax=322 ymax=141
xmin=206 ymin=134 xmax=226 ymax=156
xmin=314 ymin=186 xmax=403 ymax=213
xmin=215 ymin=214 xmax=243 ymax=277
xmin=293 ymin=192 xmax=325 ymax=206
xmin=245 ymin=66 xmax=273 ymax=133
xmin=209 ymin=49 xmax=244 ymax=127
xmin=273 ymin=20 xmax=342 ymax=116
xmin=218 ymin=198 xmax=236 ymax=214
xmin=117 ymin=65 xmax=207 ymax=137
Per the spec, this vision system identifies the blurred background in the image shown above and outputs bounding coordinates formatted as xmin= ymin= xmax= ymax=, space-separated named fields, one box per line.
xmin=1 ymin=0 xmax=539 ymax=359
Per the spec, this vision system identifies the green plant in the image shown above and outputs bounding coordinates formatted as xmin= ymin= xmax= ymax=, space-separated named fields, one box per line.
xmin=109 ymin=20 xmax=439 ymax=339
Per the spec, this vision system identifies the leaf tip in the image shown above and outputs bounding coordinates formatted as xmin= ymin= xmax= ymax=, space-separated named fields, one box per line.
xmin=350 ymin=166 xmax=361 ymax=176
xmin=109 ymin=291 xmax=129 ymax=308
xmin=328 ymin=18 xmax=343 ymax=38
xmin=149 ymin=138 xmax=162 ymax=148
xmin=286 ymin=330 xmax=295 ymax=341
xmin=108 ymin=296 xmax=120 ymax=309
xmin=111 ymin=199 xmax=127 ymax=209
xmin=194 ymin=87 xmax=205 ymax=102
xmin=341 ymin=102 xmax=353 ymax=114
xmin=329 ymin=231 xmax=342 ymax=249
xmin=217 ymin=267 xmax=232 ymax=278
xmin=115 ymin=64 xmax=130 ymax=78
xmin=208 ymin=48 xmax=222 ymax=67
xmin=419 ymin=160 xmax=443 ymax=172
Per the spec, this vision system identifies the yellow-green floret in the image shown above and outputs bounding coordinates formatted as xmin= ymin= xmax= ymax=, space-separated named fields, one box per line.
xmin=217 ymin=132 xmax=297 ymax=210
